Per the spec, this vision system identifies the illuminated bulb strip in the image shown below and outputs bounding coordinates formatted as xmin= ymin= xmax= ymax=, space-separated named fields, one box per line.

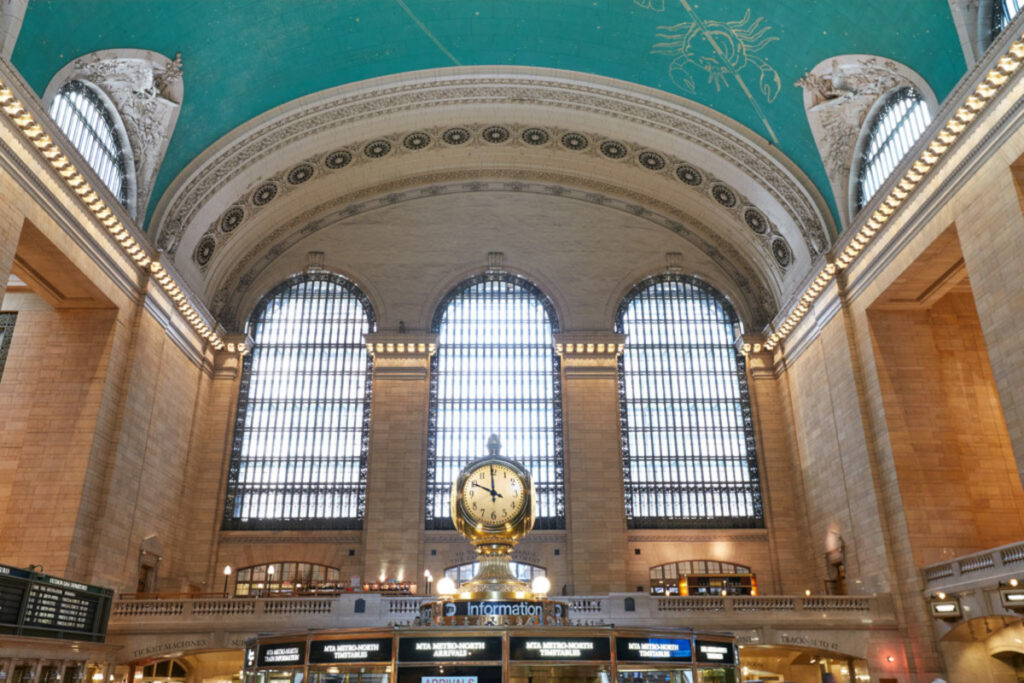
xmin=0 ymin=73 xmax=241 ymax=355
xmin=553 ymin=342 xmax=625 ymax=356
xmin=757 ymin=32 xmax=1024 ymax=354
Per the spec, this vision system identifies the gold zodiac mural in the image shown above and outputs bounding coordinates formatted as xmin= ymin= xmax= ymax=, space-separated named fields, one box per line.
xmin=640 ymin=1 xmax=781 ymax=144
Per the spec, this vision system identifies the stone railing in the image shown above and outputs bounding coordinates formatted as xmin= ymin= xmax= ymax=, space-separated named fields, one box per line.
xmin=921 ymin=540 xmax=1024 ymax=589
xmin=108 ymin=592 xmax=893 ymax=634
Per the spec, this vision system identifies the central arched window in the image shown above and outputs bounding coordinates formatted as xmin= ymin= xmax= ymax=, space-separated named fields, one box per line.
xmin=48 ymin=80 xmax=129 ymax=208
xmin=616 ymin=274 xmax=762 ymax=528
xmin=855 ymin=87 xmax=930 ymax=211
xmin=426 ymin=273 xmax=564 ymax=530
xmin=223 ymin=272 xmax=375 ymax=530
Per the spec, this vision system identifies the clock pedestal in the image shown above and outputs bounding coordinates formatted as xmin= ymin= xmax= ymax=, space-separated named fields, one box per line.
xmin=419 ymin=435 xmax=569 ymax=626
xmin=458 ymin=541 xmax=531 ymax=600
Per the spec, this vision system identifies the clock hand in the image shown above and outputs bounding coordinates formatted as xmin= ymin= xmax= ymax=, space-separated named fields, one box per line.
xmin=471 ymin=481 xmax=503 ymax=498
xmin=489 ymin=465 xmax=496 ymax=501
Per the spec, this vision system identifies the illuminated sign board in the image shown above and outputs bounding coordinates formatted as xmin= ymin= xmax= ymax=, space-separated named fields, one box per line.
xmin=438 ymin=600 xmax=558 ymax=618
xmin=509 ymin=637 xmax=611 ymax=660
xmin=258 ymin=642 xmax=307 ymax=667
xmin=1000 ymin=590 xmax=1024 ymax=612
xmin=310 ymin=638 xmax=393 ymax=663
xmin=695 ymin=640 xmax=735 ymax=665
xmin=0 ymin=563 xmax=113 ymax=643
xmin=615 ymin=637 xmax=692 ymax=661
xmin=398 ymin=637 xmax=502 ymax=662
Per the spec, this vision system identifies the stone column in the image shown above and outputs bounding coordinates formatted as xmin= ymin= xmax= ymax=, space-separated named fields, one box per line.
xmin=738 ymin=334 xmax=815 ymax=594
xmin=361 ymin=333 xmax=436 ymax=589
xmin=556 ymin=332 xmax=629 ymax=594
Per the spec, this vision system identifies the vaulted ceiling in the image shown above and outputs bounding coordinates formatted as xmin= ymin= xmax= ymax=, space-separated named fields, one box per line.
xmin=9 ymin=1 xmax=969 ymax=330
xmin=13 ymin=0 xmax=965 ymax=224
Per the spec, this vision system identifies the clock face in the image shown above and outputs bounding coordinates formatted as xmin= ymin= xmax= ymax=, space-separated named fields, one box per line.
xmin=461 ymin=462 xmax=527 ymax=526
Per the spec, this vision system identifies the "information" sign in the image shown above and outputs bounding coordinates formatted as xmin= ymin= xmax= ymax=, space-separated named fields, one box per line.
xmin=257 ymin=642 xmax=307 ymax=667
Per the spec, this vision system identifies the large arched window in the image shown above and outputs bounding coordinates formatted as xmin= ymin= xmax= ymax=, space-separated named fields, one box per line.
xmin=616 ymin=274 xmax=762 ymax=528
xmin=223 ymin=272 xmax=375 ymax=530
xmin=855 ymin=87 xmax=931 ymax=211
xmin=47 ymin=81 xmax=129 ymax=207
xmin=426 ymin=273 xmax=564 ymax=530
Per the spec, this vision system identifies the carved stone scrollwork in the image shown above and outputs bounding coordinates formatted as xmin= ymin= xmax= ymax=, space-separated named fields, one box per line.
xmin=43 ymin=49 xmax=184 ymax=219
xmin=795 ymin=55 xmax=937 ymax=228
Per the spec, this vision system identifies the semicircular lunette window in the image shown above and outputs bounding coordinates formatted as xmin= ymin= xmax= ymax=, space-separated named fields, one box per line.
xmin=48 ymin=81 xmax=129 ymax=207
xmin=616 ymin=275 xmax=763 ymax=529
xmin=856 ymin=87 xmax=931 ymax=211
xmin=426 ymin=273 xmax=564 ymax=531
xmin=223 ymin=272 xmax=375 ymax=530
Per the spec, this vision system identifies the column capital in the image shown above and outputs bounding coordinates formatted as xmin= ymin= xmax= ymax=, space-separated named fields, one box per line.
xmin=555 ymin=332 xmax=626 ymax=378
xmin=212 ymin=332 xmax=253 ymax=378
xmin=737 ymin=334 xmax=776 ymax=379
xmin=554 ymin=332 xmax=626 ymax=358
xmin=366 ymin=332 xmax=438 ymax=380
xmin=365 ymin=332 xmax=438 ymax=359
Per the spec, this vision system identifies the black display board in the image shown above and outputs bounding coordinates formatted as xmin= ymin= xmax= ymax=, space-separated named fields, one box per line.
xmin=509 ymin=637 xmax=611 ymax=661
xmin=309 ymin=638 xmax=393 ymax=663
xmin=0 ymin=564 xmax=113 ymax=642
xmin=694 ymin=640 xmax=736 ymax=665
xmin=257 ymin=642 xmax=307 ymax=667
xmin=398 ymin=637 xmax=502 ymax=662
xmin=616 ymin=637 xmax=693 ymax=661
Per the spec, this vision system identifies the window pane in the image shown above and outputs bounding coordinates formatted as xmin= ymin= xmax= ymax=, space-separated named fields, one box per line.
xmin=616 ymin=275 xmax=763 ymax=528
xmin=857 ymin=87 xmax=931 ymax=210
xmin=223 ymin=273 xmax=374 ymax=529
xmin=47 ymin=81 xmax=128 ymax=207
xmin=427 ymin=274 xmax=564 ymax=529
xmin=0 ymin=312 xmax=16 ymax=382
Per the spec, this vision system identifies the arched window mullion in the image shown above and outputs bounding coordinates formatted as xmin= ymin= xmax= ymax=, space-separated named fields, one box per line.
xmin=48 ymin=81 xmax=128 ymax=206
xmin=617 ymin=275 xmax=763 ymax=529
xmin=856 ymin=87 xmax=932 ymax=211
xmin=223 ymin=272 xmax=374 ymax=530
xmin=427 ymin=273 xmax=564 ymax=530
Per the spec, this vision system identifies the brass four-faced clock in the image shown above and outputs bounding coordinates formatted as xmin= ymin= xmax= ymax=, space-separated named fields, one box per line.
xmin=449 ymin=436 xmax=537 ymax=599
xmin=451 ymin=436 xmax=536 ymax=544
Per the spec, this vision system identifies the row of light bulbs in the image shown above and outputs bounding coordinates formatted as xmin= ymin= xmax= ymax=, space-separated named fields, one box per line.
xmin=0 ymin=76 xmax=246 ymax=356
xmin=747 ymin=32 xmax=1024 ymax=356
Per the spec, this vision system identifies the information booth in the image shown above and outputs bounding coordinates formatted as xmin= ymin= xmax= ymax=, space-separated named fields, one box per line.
xmin=245 ymin=628 xmax=739 ymax=683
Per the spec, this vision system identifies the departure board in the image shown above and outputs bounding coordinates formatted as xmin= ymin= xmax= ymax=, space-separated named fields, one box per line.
xmin=0 ymin=564 xmax=113 ymax=642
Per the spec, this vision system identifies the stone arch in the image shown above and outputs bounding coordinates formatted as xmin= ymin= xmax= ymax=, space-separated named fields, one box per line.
xmin=795 ymin=55 xmax=937 ymax=229
xmin=44 ymin=49 xmax=183 ymax=219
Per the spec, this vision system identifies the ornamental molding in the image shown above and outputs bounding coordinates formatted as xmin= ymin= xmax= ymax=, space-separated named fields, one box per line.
xmin=44 ymin=49 xmax=184 ymax=220
xmin=211 ymin=172 xmax=779 ymax=332
xmin=151 ymin=68 xmax=834 ymax=274
xmin=185 ymin=122 xmax=795 ymax=282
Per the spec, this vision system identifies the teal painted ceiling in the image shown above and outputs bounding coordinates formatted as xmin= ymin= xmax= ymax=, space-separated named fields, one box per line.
xmin=13 ymin=0 xmax=966 ymax=228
